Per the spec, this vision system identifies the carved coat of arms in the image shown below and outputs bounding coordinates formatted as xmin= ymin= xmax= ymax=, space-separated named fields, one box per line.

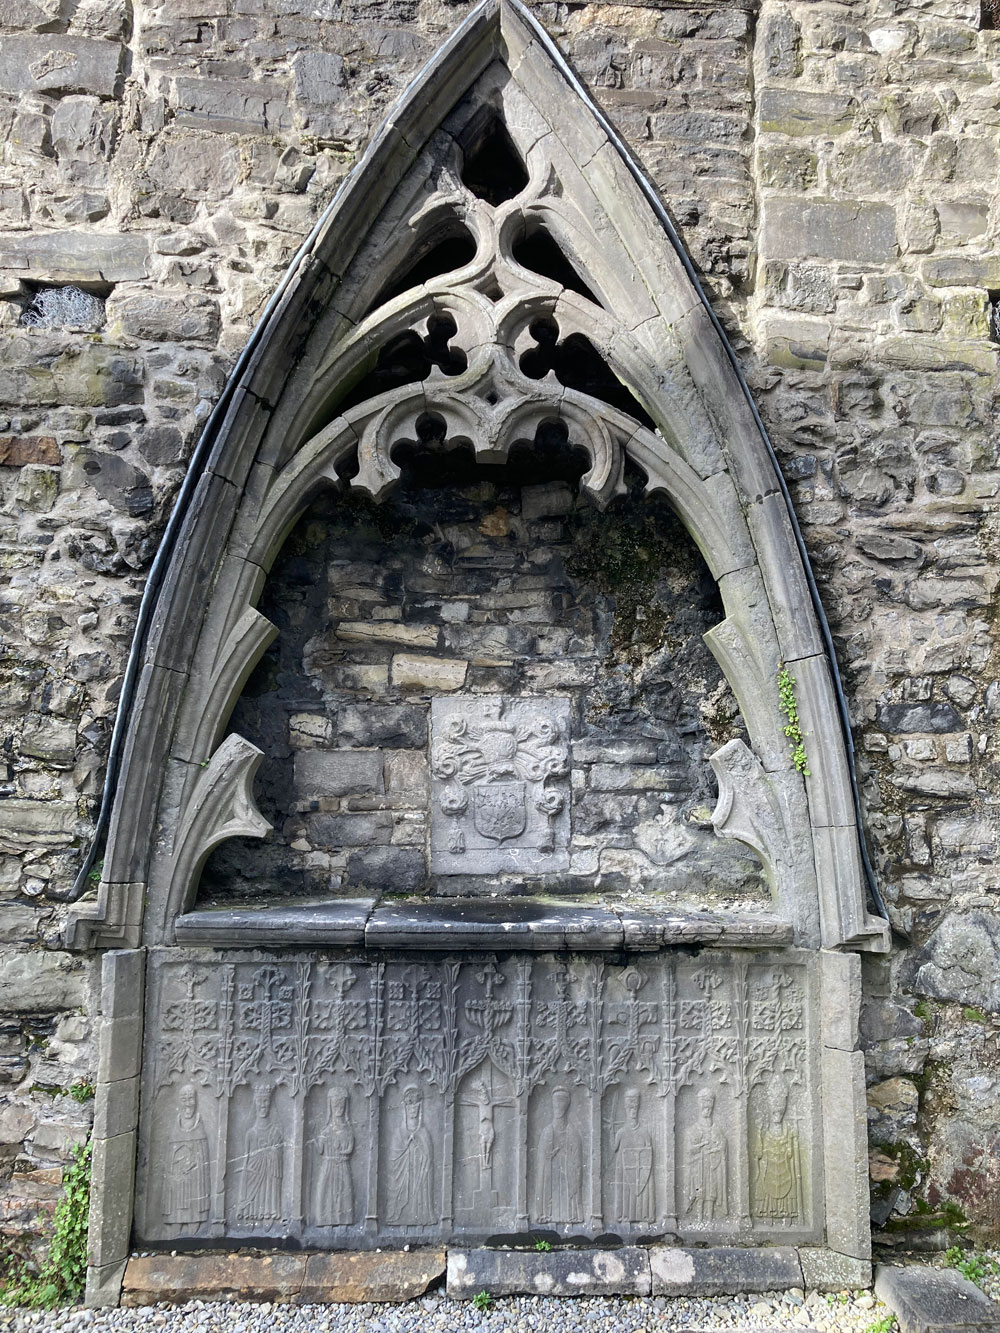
xmin=430 ymin=697 xmax=571 ymax=874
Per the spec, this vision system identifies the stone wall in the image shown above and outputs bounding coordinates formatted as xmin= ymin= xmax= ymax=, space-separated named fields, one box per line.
xmin=0 ymin=0 xmax=998 ymax=1275
xmin=202 ymin=468 xmax=758 ymax=908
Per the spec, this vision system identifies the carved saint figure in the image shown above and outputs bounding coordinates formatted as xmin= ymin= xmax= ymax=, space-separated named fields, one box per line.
xmin=162 ymin=1084 xmax=210 ymax=1229
xmin=537 ymin=1086 xmax=584 ymax=1224
xmin=753 ymin=1086 xmax=803 ymax=1223
xmin=313 ymin=1087 xmax=355 ymax=1225
xmin=612 ymin=1088 xmax=655 ymax=1224
xmin=387 ymin=1086 xmax=434 ymax=1225
xmin=686 ymin=1087 xmax=728 ymax=1222
xmin=238 ymin=1085 xmax=284 ymax=1226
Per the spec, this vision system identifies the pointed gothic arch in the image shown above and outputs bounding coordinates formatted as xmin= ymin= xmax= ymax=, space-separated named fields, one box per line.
xmin=78 ymin=1 xmax=883 ymax=1302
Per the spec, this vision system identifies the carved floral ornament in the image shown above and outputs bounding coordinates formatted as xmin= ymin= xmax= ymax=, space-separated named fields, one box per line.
xmin=69 ymin=0 xmax=888 ymax=955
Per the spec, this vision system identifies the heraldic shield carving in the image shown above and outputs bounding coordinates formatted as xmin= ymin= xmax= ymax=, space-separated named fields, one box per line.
xmin=431 ymin=697 xmax=571 ymax=874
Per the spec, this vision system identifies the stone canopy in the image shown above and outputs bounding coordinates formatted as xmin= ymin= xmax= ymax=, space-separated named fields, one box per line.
xmin=72 ymin=0 xmax=886 ymax=1305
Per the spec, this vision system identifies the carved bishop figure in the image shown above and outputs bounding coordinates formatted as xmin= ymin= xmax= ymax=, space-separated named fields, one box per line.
xmin=162 ymin=1084 xmax=210 ymax=1230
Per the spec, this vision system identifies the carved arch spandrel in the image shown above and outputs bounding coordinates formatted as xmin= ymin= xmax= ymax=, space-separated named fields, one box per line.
xmin=71 ymin=0 xmax=887 ymax=954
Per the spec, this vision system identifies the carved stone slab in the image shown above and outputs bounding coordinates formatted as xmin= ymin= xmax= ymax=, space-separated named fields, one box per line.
xmin=430 ymin=696 xmax=571 ymax=874
xmin=135 ymin=947 xmax=822 ymax=1250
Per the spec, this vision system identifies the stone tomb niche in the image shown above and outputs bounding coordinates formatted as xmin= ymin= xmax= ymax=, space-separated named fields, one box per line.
xmin=75 ymin=0 xmax=884 ymax=1302
xmin=196 ymin=462 xmax=764 ymax=910
xmin=135 ymin=948 xmax=821 ymax=1247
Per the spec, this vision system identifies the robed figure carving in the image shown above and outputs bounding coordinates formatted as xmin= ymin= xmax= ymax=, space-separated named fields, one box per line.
xmin=162 ymin=1084 xmax=210 ymax=1229
xmin=387 ymin=1086 xmax=434 ymax=1224
xmin=754 ymin=1086 xmax=803 ymax=1223
xmin=238 ymin=1085 xmax=284 ymax=1226
xmin=537 ymin=1086 xmax=583 ymax=1224
xmin=686 ymin=1087 xmax=728 ymax=1222
xmin=613 ymin=1088 xmax=655 ymax=1224
xmin=313 ymin=1087 xmax=355 ymax=1225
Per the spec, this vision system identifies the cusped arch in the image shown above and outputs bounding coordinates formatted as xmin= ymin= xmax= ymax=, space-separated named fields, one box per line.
xmin=68 ymin=0 xmax=887 ymax=956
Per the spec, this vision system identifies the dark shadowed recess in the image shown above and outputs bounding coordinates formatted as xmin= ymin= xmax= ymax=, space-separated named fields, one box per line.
xmin=197 ymin=442 xmax=746 ymax=909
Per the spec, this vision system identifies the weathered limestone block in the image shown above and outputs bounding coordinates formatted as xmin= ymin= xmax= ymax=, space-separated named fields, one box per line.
xmin=0 ymin=949 xmax=87 ymax=1014
xmin=174 ymin=77 xmax=294 ymax=135
xmin=72 ymin=450 xmax=153 ymax=517
xmin=51 ymin=97 xmax=117 ymax=179
xmin=758 ymin=91 xmax=856 ymax=137
xmin=294 ymin=749 xmax=384 ymax=799
xmin=0 ymin=34 xmax=122 ymax=97
xmin=0 ymin=233 xmax=148 ymax=284
xmin=105 ymin=291 xmax=221 ymax=344
xmin=760 ymin=199 xmax=898 ymax=264
xmin=915 ymin=911 xmax=1000 ymax=1015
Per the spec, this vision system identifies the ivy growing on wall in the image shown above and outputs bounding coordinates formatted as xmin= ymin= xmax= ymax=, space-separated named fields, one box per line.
xmin=1 ymin=1140 xmax=91 ymax=1309
xmin=777 ymin=663 xmax=810 ymax=776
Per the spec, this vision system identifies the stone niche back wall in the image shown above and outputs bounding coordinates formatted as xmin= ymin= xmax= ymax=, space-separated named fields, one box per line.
xmin=201 ymin=459 xmax=763 ymax=907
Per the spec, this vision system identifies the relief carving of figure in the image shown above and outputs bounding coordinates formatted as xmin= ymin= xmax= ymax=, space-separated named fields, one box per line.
xmin=537 ymin=1086 xmax=584 ymax=1224
xmin=387 ymin=1086 xmax=434 ymax=1225
xmin=753 ymin=1086 xmax=803 ymax=1223
xmin=612 ymin=1087 xmax=655 ymax=1224
xmin=686 ymin=1087 xmax=728 ymax=1222
xmin=162 ymin=1084 xmax=210 ymax=1229
xmin=238 ymin=1085 xmax=284 ymax=1226
xmin=460 ymin=1070 xmax=515 ymax=1195
xmin=313 ymin=1087 xmax=355 ymax=1225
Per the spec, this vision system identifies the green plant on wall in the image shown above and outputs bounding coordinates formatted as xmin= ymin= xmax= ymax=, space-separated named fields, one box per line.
xmin=1 ymin=1140 xmax=91 ymax=1309
xmin=777 ymin=663 xmax=810 ymax=776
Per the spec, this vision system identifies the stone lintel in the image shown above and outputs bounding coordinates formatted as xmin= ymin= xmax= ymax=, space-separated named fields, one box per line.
xmin=649 ymin=1245 xmax=802 ymax=1297
xmin=875 ymin=1264 xmax=1000 ymax=1333
xmin=447 ymin=1247 xmax=651 ymax=1298
xmin=365 ymin=898 xmax=624 ymax=951
xmin=173 ymin=899 xmax=793 ymax=951
xmin=175 ymin=899 xmax=376 ymax=946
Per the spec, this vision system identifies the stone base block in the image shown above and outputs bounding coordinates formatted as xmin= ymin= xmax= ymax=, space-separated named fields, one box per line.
xmin=875 ymin=1264 xmax=1000 ymax=1333
xmin=298 ymin=1251 xmax=446 ymax=1303
xmin=85 ymin=1259 xmax=128 ymax=1308
xmin=799 ymin=1248 xmax=872 ymax=1292
xmin=650 ymin=1246 xmax=802 ymax=1297
xmin=447 ymin=1248 xmax=651 ymax=1298
xmin=122 ymin=1253 xmax=307 ymax=1305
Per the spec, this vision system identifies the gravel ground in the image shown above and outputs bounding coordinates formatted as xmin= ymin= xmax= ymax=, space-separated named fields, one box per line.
xmin=0 ymin=1287 xmax=891 ymax=1333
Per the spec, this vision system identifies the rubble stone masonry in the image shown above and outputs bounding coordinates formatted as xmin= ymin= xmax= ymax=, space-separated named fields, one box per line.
xmin=0 ymin=0 xmax=998 ymax=1268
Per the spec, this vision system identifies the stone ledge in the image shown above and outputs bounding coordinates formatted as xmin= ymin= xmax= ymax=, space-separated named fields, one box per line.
xmin=173 ymin=898 xmax=793 ymax=951
xmin=447 ymin=1248 xmax=651 ymax=1298
xmin=875 ymin=1264 xmax=1000 ymax=1333
xmin=650 ymin=1245 xmax=802 ymax=1296
xmin=117 ymin=1246 xmax=869 ymax=1306
xmin=174 ymin=899 xmax=375 ymax=946
xmin=122 ymin=1250 xmax=447 ymax=1306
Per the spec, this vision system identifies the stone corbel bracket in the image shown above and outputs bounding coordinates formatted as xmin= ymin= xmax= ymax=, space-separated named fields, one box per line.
xmin=709 ymin=739 xmax=795 ymax=896
xmin=161 ymin=733 xmax=271 ymax=937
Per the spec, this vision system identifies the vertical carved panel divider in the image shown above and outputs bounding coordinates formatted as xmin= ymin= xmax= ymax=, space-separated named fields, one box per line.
xmin=583 ymin=959 xmax=606 ymax=1233
xmin=659 ymin=963 xmax=710 ymax=1234
xmin=436 ymin=960 xmax=464 ymax=1232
